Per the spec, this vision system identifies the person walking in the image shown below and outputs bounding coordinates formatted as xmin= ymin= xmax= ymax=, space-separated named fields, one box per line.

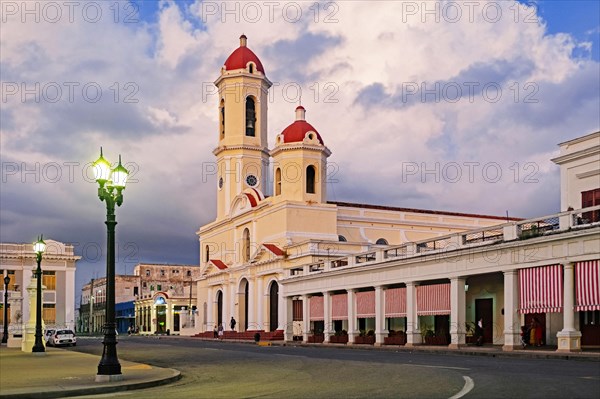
xmin=475 ymin=318 xmax=484 ymax=346
xmin=218 ymin=323 xmax=224 ymax=339
xmin=230 ymin=317 xmax=237 ymax=331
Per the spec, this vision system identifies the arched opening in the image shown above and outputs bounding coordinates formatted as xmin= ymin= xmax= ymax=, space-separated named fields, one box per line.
xmin=245 ymin=97 xmax=256 ymax=137
xmin=242 ymin=228 xmax=250 ymax=262
xmin=219 ymin=99 xmax=225 ymax=139
xmin=269 ymin=281 xmax=279 ymax=332
xmin=275 ymin=168 xmax=281 ymax=196
xmin=217 ymin=290 xmax=223 ymax=328
xmin=238 ymin=278 xmax=249 ymax=332
xmin=338 ymin=235 xmax=347 ymax=242
xmin=205 ymin=244 xmax=210 ymax=263
xmin=306 ymin=165 xmax=316 ymax=194
xmin=376 ymin=238 xmax=388 ymax=245
xmin=249 ymin=63 xmax=254 ymax=73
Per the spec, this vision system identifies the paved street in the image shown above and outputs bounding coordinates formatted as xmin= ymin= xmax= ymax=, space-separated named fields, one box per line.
xmin=68 ymin=336 xmax=600 ymax=398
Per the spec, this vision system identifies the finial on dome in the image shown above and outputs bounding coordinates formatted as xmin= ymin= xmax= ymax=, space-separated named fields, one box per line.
xmin=240 ymin=34 xmax=247 ymax=47
xmin=295 ymin=105 xmax=306 ymax=121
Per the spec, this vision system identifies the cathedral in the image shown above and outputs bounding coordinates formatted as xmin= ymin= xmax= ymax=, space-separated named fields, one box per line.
xmin=195 ymin=36 xmax=517 ymax=339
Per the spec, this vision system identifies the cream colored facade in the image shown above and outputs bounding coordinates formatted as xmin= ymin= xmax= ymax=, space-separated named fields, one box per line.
xmin=551 ymin=131 xmax=600 ymax=211
xmin=133 ymin=263 xmax=201 ymax=335
xmin=0 ymin=240 xmax=79 ymax=343
xmin=196 ymin=37 xmax=514 ymax=335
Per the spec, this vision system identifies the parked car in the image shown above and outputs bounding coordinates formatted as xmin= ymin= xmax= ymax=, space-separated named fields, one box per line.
xmin=47 ymin=329 xmax=77 ymax=347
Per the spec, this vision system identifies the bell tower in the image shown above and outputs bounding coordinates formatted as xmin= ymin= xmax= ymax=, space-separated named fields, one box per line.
xmin=214 ymin=35 xmax=272 ymax=219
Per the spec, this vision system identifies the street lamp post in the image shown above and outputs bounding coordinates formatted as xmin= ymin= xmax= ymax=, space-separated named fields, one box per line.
xmin=93 ymin=147 xmax=129 ymax=381
xmin=32 ymin=236 xmax=46 ymax=353
xmin=2 ymin=275 xmax=10 ymax=344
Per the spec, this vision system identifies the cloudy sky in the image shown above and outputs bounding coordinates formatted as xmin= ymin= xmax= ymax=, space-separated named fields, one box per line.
xmin=1 ymin=0 xmax=599 ymax=302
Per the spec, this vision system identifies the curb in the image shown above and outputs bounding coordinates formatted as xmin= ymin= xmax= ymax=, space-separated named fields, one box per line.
xmin=179 ymin=335 xmax=600 ymax=362
xmin=1 ymin=368 xmax=181 ymax=399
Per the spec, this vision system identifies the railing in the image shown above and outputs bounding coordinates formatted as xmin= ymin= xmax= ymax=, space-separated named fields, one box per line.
xmin=355 ymin=252 xmax=376 ymax=264
xmin=463 ymin=228 xmax=503 ymax=244
xmin=416 ymin=238 xmax=450 ymax=253
xmin=285 ymin=205 xmax=600 ymax=279
xmin=518 ymin=216 xmax=560 ymax=239
xmin=331 ymin=258 xmax=349 ymax=268
xmin=384 ymin=245 xmax=408 ymax=259
xmin=309 ymin=262 xmax=324 ymax=272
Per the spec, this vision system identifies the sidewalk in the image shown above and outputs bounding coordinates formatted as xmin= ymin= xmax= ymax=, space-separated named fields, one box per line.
xmin=182 ymin=335 xmax=600 ymax=361
xmin=0 ymin=346 xmax=180 ymax=399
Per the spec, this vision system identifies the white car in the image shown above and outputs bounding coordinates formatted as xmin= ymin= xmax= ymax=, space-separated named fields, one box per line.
xmin=47 ymin=329 xmax=77 ymax=347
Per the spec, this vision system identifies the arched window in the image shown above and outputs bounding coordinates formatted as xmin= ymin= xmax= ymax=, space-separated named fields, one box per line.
xmin=275 ymin=168 xmax=281 ymax=196
xmin=376 ymin=238 xmax=388 ymax=245
xmin=249 ymin=63 xmax=254 ymax=73
xmin=245 ymin=97 xmax=256 ymax=137
xmin=338 ymin=235 xmax=347 ymax=242
xmin=243 ymin=228 xmax=250 ymax=262
xmin=219 ymin=99 xmax=225 ymax=139
xmin=205 ymin=245 xmax=210 ymax=263
xmin=306 ymin=165 xmax=316 ymax=194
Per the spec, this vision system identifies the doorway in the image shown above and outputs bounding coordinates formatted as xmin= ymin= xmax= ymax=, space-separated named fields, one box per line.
xmin=475 ymin=298 xmax=493 ymax=344
xmin=525 ymin=313 xmax=546 ymax=345
xmin=156 ymin=305 xmax=166 ymax=333
xmin=217 ymin=291 xmax=223 ymax=328
xmin=269 ymin=281 xmax=279 ymax=331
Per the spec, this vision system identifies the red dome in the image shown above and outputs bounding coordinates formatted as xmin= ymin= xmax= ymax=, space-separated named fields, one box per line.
xmin=224 ymin=35 xmax=265 ymax=74
xmin=281 ymin=106 xmax=324 ymax=145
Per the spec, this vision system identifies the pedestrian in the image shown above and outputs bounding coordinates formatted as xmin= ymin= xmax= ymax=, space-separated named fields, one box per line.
xmin=520 ymin=325 xmax=528 ymax=348
xmin=230 ymin=316 xmax=237 ymax=331
xmin=218 ymin=323 xmax=224 ymax=339
xmin=475 ymin=318 xmax=484 ymax=346
xmin=213 ymin=326 xmax=218 ymax=338
xmin=532 ymin=317 xmax=543 ymax=346
xmin=127 ymin=325 xmax=132 ymax=335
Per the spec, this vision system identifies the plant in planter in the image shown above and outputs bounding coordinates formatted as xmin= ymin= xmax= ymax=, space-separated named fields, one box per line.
xmin=355 ymin=329 xmax=375 ymax=344
xmin=384 ymin=330 xmax=407 ymax=345
xmin=330 ymin=329 xmax=348 ymax=344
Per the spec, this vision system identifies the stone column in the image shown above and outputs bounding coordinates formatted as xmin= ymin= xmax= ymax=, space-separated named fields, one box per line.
xmin=282 ymin=295 xmax=293 ymax=342
xmin=256 ymin=278 xmax=264 ymax=331
xmin=21 ymin=277 xmax=45 ymax=353
xmin=302 ymin=295 xmax=310 ymax=342
xmin=347 ymin=289 xmax=358 ymax=344
xmin=278 ymin=283 xmax=285 ymax=331
xmin=166 ymin=302 xmax=173 ymax=333
xmin=405 ymin=282 xmax=421 ymax=346
xmin=502 ymin=270 xmax=520 ymax=351
xmin=323 ymin=291 xmax=332 ymax=343
xmin=206 ymin=287 xmax=213 ymax=332
xmin=557 ymin=262 xmax=581 ymax=352
xmin=151 ymin=304 xmax=157 ymax=333
xmin=449 ymin=277 xmax=466 ymax=349
xmin=20 ymin=268 xmax=32 ymax=335
xmin=374 ymin=286 xmax=388 ymax=346
xmin=247 ymin=278 xmax=256 ymax=330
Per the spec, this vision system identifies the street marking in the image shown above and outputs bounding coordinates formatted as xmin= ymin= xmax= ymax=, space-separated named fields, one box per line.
xmin=410 ymin=364 xmax=470 ymax=371
xmin=449 ymin=376 xmax=474 ymax=399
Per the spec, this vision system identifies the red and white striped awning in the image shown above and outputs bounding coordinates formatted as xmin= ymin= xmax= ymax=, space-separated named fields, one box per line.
xmin=417 ymin=283 xmax=450 ymax=316
xmin=385 ymin=287 xmax=407 ymax=317
xmin=356 ymin=291 xmax=375 ymax=318
xmin=576 ymin=260 xmax=600 ymax=311
xmin=309 ymin=296 xmax=324 ymax=321
xmin=519 ymin=265 xmax=563 ymax=313
xmin=332 ymin=293 xmax=348 ymax=320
